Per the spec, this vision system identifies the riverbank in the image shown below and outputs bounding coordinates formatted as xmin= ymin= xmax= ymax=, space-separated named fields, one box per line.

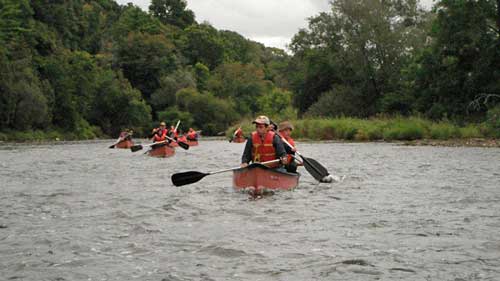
xmin=227 ymin=117 xmax=499 ymax=147
xmin=2 ymin=117 xmax=498 ymax=147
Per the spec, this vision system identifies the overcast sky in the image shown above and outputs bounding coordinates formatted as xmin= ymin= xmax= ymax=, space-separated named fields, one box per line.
xmin=115 ymin=0 xmax=435 ymax=50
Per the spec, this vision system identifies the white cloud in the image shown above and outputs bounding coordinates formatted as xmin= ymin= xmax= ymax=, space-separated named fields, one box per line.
xmin=115 ymin=0 xmax=436 ymax=50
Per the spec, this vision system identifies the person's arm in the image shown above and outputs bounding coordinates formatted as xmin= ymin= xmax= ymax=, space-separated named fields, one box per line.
xmin=284 ymin=142 xmax=295 ymax=155
xmin=273 ymin=135 xmax=287 ymax=164
xmin=241 ymin=137 xmax=253 ymax=166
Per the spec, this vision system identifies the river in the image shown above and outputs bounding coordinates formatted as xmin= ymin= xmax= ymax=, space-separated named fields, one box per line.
xmin=1 ymin=140 xmax=499 ymax=280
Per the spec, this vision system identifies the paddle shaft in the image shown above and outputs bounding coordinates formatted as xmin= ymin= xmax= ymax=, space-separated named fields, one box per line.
xmin=174 ymin=120 xmax=180 ymax=132
xmin=208 ymin=159 xmax=280 ymax=175
xmin=110 ymin=133 xmax=129 ymax=147
xmin=277 ymin=133 xmax=331 ymax=181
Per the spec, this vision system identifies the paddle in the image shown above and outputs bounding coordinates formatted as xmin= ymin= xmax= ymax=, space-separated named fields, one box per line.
xmin=276 ymin=128 xmax=333 ymax=183
xmin=166 ymin=135 xmax=189 ymax=150
xmin=171 ymin=159 xmax=280 ymax=187
xmin=229 ymin=129 xmax=237 ymax=143
xmin=130 ymin=140 xmax=168 ymax=152
xmin=109 ymin=133 xmax=129 ymax=148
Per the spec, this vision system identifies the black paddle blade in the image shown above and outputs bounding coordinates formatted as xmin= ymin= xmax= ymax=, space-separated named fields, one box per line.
xmin=171 ymin=171 xmax=208 ymax=186
xmin=130 ymin=145 xmax=143 ymax=152
xmin=303 ymin=157 xmax=329 ymax=176
xmin=109 ymin=145 xmax=115 ymax=149
xmin=301 ymin=156 xmax=330 ymax=182
xmin=177 ymin=141 xmax=189 ymax=150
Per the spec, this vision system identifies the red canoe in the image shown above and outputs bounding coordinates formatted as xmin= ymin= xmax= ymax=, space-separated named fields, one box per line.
xmin=148 ymin=144 xmax=175 ymax=158
xmin=186 ymin=140 xmax=198 ymax=146
xmin=233 ymin=163 xmax=299 ymax=193
xmin=232 ymin=136 xmax=246 ymax=143
xmin=115 ymin=139 xmax=134 ymax=149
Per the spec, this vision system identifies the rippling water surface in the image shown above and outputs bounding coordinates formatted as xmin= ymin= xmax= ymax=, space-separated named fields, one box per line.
xmin=1 ymin=139 xmax=499 ymax=281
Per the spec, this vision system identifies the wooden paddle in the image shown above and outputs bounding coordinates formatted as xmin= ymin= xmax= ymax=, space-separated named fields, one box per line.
xmin=130 ymin=140 xmax=168 ymax=152
xmin=171 ymin=159 xmax=280 ymax=187
xmin=277 ymin=131 xmax=332 ymax=183
xmin=229 ymin=127 xmax=239 ymax=143
xmin=109 ymin=133 xmax=129 ymax=148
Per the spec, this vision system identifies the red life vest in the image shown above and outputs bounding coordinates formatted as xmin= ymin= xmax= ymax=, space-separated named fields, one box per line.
xmin=153 ymin=128 xmax=168 ymax=142
xmin=280 ymin=134 xmax=296 ymax=163
xmin=251 ymin=131 xmax=277 ymax=165
xmin=235 ymin=128 xmax=243 ymax=137
xmin=178 ymin=135 xmax=187 ymax=142
xmin=187 ymin=131 xmax=197 ymax=140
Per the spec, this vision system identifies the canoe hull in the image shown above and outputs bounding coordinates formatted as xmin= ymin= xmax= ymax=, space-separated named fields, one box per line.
xmin=186 ymin=140 xmax=198 ymax=146
xmin=148 ymin=144 xmax=175 ymax=158
xmin=233 ymin=164 xmax=299 ymax=193
xmin=232 ymin=137 xmax=246 ymax=143
xmin=115 ymin=140 xmax=133 ymax=149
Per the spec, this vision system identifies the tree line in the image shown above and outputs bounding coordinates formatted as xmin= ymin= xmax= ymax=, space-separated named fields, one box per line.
xmin=0 ymin=0 xmax=499 ymax=139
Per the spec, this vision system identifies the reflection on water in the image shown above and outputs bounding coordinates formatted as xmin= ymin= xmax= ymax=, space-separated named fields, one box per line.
xmin=1 ymin=140 xmax=499 ymax=280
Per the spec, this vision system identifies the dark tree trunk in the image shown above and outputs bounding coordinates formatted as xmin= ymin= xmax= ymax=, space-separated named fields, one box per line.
xmin=497 ymin=0 xmax=500 ymax=37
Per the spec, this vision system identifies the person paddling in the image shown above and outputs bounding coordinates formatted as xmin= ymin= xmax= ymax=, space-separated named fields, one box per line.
xmin=278 ymin=121 xmax=299 ymax=173
xmin=186 ymin=128 xmax=198 ymax=141
xmin=169 ymin=125 xmax=178 ymax=140
xmin=119 ymin=129 xmax=133 ymax=141
xmin=151 ymin=122 xmax=168 ymax=144
xmin=241 ymin=115 xmax=287 ymax=168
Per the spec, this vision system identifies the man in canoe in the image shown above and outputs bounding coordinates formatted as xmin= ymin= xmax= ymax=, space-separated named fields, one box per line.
xmin=186 ymin=128 xmax=198 ymax=141
xmin=232 ymin=127 xmax=243 ymax=141
xmin=168 ymin=125 xmax=178 ymax=140
xmin=278 ymin=121 xmax=298 ymax=173
xmin=151 ymin=121 xmax=168 ymax=142
xmin=241 ymin=115 xmax=288 ymax=168
xmin=119 ymin=129 xmax=133 ymax=141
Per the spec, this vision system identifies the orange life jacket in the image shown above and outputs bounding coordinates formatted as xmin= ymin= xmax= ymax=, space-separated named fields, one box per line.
xmin=178 ymin=135 xmax=187 ymax=142
xmin=153 ymin=128 xmax=168 ymax=142
xmin=280 ymin=134 xmax=296 ymax=163
xmin=187 ymin=131 xmax=197 ymax=140
xmin=251 ymin=131 xmax=277 ymax=166
xmin=235 ymin=128 xmax=243 ymax=137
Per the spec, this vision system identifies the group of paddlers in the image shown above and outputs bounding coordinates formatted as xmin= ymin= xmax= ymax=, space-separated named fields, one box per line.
xmin=237 ymin=115 xmax=299 ymax=173
xmin=113 ymin=122 xmax=199 ymax=148
xmin=149 ymin=122 xmax=198 ymax=144
xmin=113 ymin=115 xmax=299 ymax=173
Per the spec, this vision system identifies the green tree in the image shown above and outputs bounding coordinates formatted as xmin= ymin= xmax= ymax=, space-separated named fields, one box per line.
xmin=114 ymin=32 xmax=178 ymax=100
xmin=180 ymin=23 xmax=225 ymax=69
xmin=150 ymin=68 xmax=196 ymax=111
xmin=176 ymin=88 xmax=238 ymax=135
xmin=409 ymin=0 xmax=500 ymax=120
xmin=289 ymin=0 xmax=429 ymax=116
xmin=0 ymin=44 xmax=49 ymax=130
xmin=149 ymin=0 xmax=195 ymax=29
xmin=90 ymin=70 xmax=152 ymax=136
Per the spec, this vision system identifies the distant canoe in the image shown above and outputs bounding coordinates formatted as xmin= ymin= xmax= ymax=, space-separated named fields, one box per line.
xmin=148 ymin=144 xmax=175 ymax=158
xmin=186 ymin=140 xmax=198 ymax=146
xmin=232 ymin=136 xmax=246 ymax=143
xmin=114 ymin=139 xmax=133 ymax=149
xmin=233 ymin=163 xmax=299 ymax=193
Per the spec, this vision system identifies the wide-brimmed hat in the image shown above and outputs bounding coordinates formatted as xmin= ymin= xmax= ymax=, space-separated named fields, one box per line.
xmin=278 ymin=121 xmax=294 ymax=131
xmin=252 ymin=115 xmax=270 ymax=125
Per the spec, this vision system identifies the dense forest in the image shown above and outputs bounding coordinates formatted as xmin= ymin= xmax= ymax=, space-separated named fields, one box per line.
xmin=0 ymin=0 xmax=499 ymax=140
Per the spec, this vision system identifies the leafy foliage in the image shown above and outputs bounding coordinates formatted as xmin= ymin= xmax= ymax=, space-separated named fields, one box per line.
xmin=1 ymin=0 xmax=499 ymax=140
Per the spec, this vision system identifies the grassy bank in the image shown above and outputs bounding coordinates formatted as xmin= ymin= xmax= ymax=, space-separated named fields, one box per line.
xmin=0 ymin=127 xmax=105 ymax=143
xmin=227 ymin=117 xmax=499 ymax=143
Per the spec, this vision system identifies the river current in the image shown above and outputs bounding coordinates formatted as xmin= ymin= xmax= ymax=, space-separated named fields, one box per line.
xmin=1 ymin=139 xmax=499 ymax=281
